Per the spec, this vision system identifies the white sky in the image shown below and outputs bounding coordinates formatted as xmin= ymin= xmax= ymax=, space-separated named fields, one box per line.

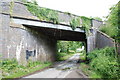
xmin=35 ymin=0 xmax=119 ymax=20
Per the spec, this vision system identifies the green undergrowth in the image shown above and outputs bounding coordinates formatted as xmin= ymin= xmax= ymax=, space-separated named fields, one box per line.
xmin=80 ymin=47 xmax=119 ymax=79
xmin=80 ymin=63 xmax=101 ymax=78
xmin=0 ymin=59 xmax=52 ymax=78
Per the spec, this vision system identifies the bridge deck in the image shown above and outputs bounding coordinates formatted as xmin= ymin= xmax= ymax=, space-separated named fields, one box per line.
xmin=11 ymin=16 xmax=86 ymax=41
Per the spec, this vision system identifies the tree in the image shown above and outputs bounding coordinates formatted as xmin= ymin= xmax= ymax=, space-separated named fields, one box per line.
xmin=100 ymin=2 xmax=120 ymax=43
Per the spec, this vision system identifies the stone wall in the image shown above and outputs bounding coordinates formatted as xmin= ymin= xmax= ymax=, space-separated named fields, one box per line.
xmin=0 ymin=1 xmax=57 ymax=63
xmin=87 ymin=29 xmax=96 ymax=52
xmin=95 ymin=31 xmax=120 ymax=54
xmin=95 ymin=31 xmax=115 ymax=49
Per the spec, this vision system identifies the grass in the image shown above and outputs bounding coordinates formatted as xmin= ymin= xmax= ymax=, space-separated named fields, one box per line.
xmin=79 ymin=51 xmax=102 ymax=78
xmin=1 ymin=59 xmax=52 ymax=79
xmin=80 ymin=47 xmax=119 ymax=79
xmin=5 ymin=63 xmax=51 ymax=78
xmin=80 ymin=63 xmax=101 ymax=78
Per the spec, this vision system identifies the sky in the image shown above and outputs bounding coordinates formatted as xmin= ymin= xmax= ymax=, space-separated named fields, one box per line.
xmin=35 ymin=0 xmax=119 ymax=20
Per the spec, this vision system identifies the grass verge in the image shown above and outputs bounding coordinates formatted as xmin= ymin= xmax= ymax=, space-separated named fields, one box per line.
xmin=1 ymin=59 xmax=52 ymax=79
xmin=80 ymin=63 xmax=101 ymax=78
xmin=5 ymin=63 xmax=51 ymax=78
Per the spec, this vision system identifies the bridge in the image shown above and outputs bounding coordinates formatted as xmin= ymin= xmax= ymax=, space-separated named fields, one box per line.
xmin=0 ymin=1 xmax=106 ymax=63
xmin=12 ymin=16 xmax=86 ymax=41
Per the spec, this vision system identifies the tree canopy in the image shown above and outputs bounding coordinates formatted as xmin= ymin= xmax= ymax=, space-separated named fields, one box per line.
xmin=100 ymin=2 xmax=120 ymax=43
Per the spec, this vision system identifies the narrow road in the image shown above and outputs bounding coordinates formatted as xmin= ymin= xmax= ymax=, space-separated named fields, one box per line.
xmin=23 ymin=53 xmax=87 ymax=78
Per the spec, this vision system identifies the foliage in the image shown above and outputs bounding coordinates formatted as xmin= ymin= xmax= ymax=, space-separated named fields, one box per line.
xmin=81 ymin=16 xmax=91 ymax=35
xmin=90 ymin=17 xmax=102 ymax=21
xmin=80 ymin=63 xmax=101 ymax=78
xmin=1 ymin=59 xmax=51 ymax=78
xmin=57 ymin=41 xmax=83 ymax=53
xmin=24 ymin=0 xmax=94 ymax=33
xmin=70 ymin=17 xmax=80 ymax=30
xmin=70 ymin=16 xmax=92 ymax=33
xmin=57 ymin=41 xmax=83 ymax=61
xmin=87 ymin=47 xmax=119 ymax=78
xmin=100 ymin=2 xmax=120 ymax=43
xmin=25 ymin=1 xmax=59 ymax=24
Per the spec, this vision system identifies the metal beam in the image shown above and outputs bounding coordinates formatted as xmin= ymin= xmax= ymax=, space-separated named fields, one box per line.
xmin=12 ymin=17 xmax=85 ymax=33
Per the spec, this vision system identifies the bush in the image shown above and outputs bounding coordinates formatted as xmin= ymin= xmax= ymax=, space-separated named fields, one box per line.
xmin=87 ymin=47 xmax=119 ymax=78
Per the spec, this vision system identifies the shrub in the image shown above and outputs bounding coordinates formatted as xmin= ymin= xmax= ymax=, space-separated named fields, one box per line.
xmin=87 ymin=47 xmax=119 ymax=78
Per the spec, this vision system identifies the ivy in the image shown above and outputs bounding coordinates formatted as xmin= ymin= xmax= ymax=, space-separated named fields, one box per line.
xmin=70 ymin=17 xmax=80 ymax=30
xmin=81 ymin=16 xmax=91 ymax=35
xmin=25 ymin=2 xmax=59 ymax=24
xmin=24 ymin=1 xmax=92 ymax=34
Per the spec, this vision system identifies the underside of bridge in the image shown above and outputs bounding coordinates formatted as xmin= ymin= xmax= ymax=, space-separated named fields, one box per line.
xmin=25 ymin=25 xmax=86 ymax=42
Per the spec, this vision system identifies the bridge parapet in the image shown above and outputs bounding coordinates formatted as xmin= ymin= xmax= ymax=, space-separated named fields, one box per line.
xmin=1 ymin=0 xmax=103 ymax=32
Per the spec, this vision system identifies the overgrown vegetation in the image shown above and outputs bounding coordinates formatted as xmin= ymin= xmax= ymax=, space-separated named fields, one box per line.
xmin=100 ymin=2 xmax=120 ymax=43
xmin=23 ymin=0 xmax=93 ymax=32
xmin=81 ymin=47 xmax=119 ymax=79
xmin=81 ymin=16 xmax=92 ymax=35
xmin=0 ymin=59 xmax=51 ymax=78
xmin=25 ymin=1 xmax=59 ymax=24
xmin=90 ymin=16 xmax=102 ymax=21
xmin=70 ymin=17 xmax=81 ymax=30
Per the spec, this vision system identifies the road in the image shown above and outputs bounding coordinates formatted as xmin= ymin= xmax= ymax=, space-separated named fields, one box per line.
xmin=23 ymin=53 xmax=87 ymax=78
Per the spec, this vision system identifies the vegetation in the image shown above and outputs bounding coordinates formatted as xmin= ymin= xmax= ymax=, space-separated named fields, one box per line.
xmin=92 ymin=17 xmax=102 ymax=21
xmin=81 ymin=16 xmax=91 ymax=35
xmin=90 ymin=16 xmax=102 ymax=21
xmin=100 ymin=2 xmax=120 ymax=43
xmin=0 ymin=59 xmax=52 ymax=78
xmin=80 ymin=63 xmax=101 ymax=78
xmin=81 ymin=47 xmax=119 ymax=79
xmin=70 ymin=17 xmax=81 ymax=30
xmin=25 ymin=1 xmax=59 ymax=24
xmin=23 ymin=0 xmax=93 ymax=32
xmin=57 ymin=41 xmax=83 ymax=61
xmin=9 ymin=0 xmax=14 ymax=16
xmin=57 ymin=41 xmax=83 ymax=53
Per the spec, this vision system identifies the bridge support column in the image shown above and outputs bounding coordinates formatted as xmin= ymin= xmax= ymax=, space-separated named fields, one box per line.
xmin=87 ymin=29 xmax=97 ymax=52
